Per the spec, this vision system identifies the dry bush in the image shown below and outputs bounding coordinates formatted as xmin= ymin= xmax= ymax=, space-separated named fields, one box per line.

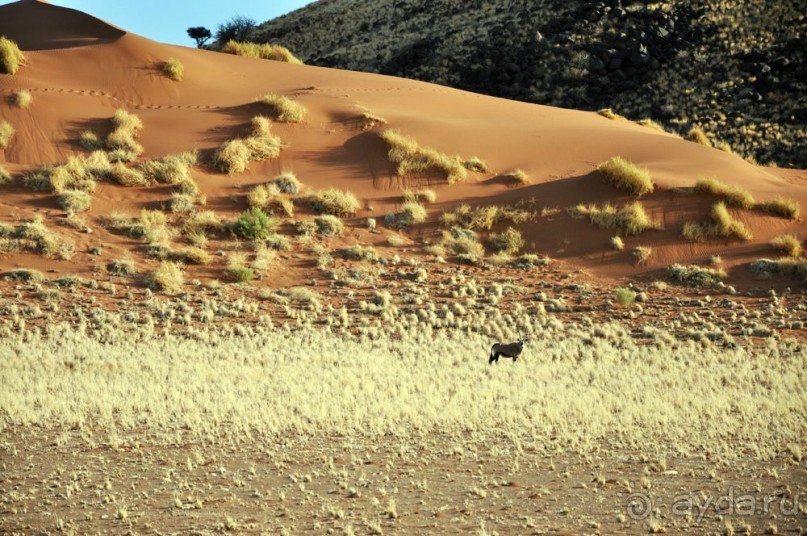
xmin=221 ymin=40 xmax=303 ymax=63
xmin=597 ymin=108 xmax=624 ymax=120
xmin=757 ymin=197 xmax=800 ymax=221
xmin=12 ymin=89 xmax=32 ymax=108
xmin=0 ymin=121 xmax=14 ymax=149
xmin=437 ymin=227 xmax=485 ymax=263
xmin=687 ymin=126 xmax=712 ymax=147
xmin=682 ymin=202 xmax=753 ymax=242
xmin=57 ymin=190 xmax=92 ymax=213
xmin=380 ymin=130 xmax=467 ymax=184
xmin=358 ymin=111 xmax=386 ymax=130
xmin=386 ymin=202 xmax=427 ymax=229
xmin=402 ymin=188 xmax=436 ymax=204
xmin=273 ymin=171 xmax=302 ymax=194
xmin=597 ymin=157 xmax=654 ymax=196
xmin=79 ymin=131 xmax=103 ymax=151
xmin=226 ymin=252 xmax=255 ymax=282
xmin=184 ymin=210 xmax=223 ymax=235
xmin=260 ymin=94 xmax=307 ymax=123
xmin=106 ymin=109 xmax=144 ymax=161
xmin=0 ymin=216 xmax=75 ymax=260
xmin=501 ymin=169 xmax=530 ymax=185
xmin=569 ymin=202 xmax=660 ymax=236
xmin=27 ymin=152 xmax=110 ymax=193
xmin=213 ymin=119 xmax=281 ymax=174
xmin=637 ymin=118 xmax=665 ymax=131
xmin=161 ymin=58 xmax=184 ymax=81
xmin=345 ymin=244 xmax=379 ymax=261
xmin=0 ymin=36 xmax=25 ymax=74
xmin=489 ymin=227 xmax=525 ymax=254
xmin=108 ymin=163 xmax=148 ymax=187
xmin=308 ymin=188 xmax=360 ymax=216
xmin=668 ymin=264 xmax=726 ymax=287
xmin=107 ymin=257 xmax=136 ymax=277
xmin=0 ymin=166 xmax=12 ymax=185
xmin=633 ymin=246 xmax=652 ymax=265
xmin=463 ymin=157 xmax=489 ymax=172
xmin=611 ymin=236 xmax=625 ymax=250
xmin=170 ymin=193 xmax=196 ymax=213
xmin=149 ymin=261 xmax=185 ymax=293
xmin=771 ymin=234 xmax=802 ymax=258
xmin=750 ymin=258 xmax=807 ymax=280
xmin=694 ymin=177 xmax=755 ymax=209
xmin=440 ymin=204 xmax=530 ymax=231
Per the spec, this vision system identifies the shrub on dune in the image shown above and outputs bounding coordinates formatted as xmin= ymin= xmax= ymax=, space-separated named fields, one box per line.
xmin=79 ymin=131 xmax=103 ymax=151
xmin=308 ymin=188 xmax=360 ymax=217
xmin=380 ymin=129 xmax=467 ymax=184
xmin=139 ymin=152 xmax=195 ymax=184
xmin=161 ymin=58 xmax=184 ymax=81
xmin=668 ymin=263 xmax=726 ymax=287
xmin=771 ymin=234 xmax=802 ymax=258
xmin=0 ymin=166 xmax=12 ymax=185
xmin=687 ymin=126 xmax=712 ymax=147
xmin=232 ymin=208 xmax=278 ymax=240
xmin=682 ymin=202 xmax=752 ymax=242
xmin=213 ymin=118 xmax=282 ymax=174
xmin=221 ymin=41 xmax=303 ymax=64
xmin=386 ymin=202 xmax=427 ymax=229
xmin=108 ymin=163 xmax=148 ymax=187
xmin=0 ymin=121 xmax=15 ymax=150
xmin=12 ymin=90 xmax=32 ymax=108
xmin=149 ymin=261 xmax=185 ymax=294
xmin=273 ymin=171 xmax=301 ymax=194
xmin=489 ymin=227 xmax=525 ymax=254
xmin=597 ymin=157 xmax=654 ymax=196
xmin=0 ymin=36 xmax=25 ymax=74
xmin=106 ymin=109 xmax=144 ymax=161
xmin=58 ymin=190 xmax=92 ymax=213
xmin=260 ymin=94 xmax=307 ymax=123
xmin=694 ymin=177 xmax=755 ymax=209
xmin=757 ymin=197 xmax=800 ymax=221
xmin=569 ymin=202 xmax=660 ymax=236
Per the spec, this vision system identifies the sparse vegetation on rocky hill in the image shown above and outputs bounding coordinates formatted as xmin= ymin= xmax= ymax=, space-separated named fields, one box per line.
xmin=247 ymin=0 xmax=805 ymax=167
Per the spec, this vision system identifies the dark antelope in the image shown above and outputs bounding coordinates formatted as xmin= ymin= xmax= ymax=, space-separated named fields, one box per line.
xmin=489 ymin=338 xmax=526 ymax=364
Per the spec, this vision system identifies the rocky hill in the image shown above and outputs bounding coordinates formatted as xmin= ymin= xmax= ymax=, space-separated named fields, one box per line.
xmin=249 ymin=0 xmax=806 ymax=168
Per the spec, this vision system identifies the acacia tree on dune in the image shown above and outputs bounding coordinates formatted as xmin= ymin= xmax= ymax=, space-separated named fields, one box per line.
xmin=186 ymin=26 xmax=212 ymax=48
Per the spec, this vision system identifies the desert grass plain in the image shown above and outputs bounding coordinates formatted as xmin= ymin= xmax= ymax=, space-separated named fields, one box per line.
xmin=0 ymin=0 xmax=806 ymax=534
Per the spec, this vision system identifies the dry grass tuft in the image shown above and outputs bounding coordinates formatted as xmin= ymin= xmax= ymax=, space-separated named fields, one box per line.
xmin=770 ymin=234 xmax=802 ymax=258
xmin=611 ymin=236 xmax=624 ymax=250
xmin=440 ymin=204 xmax=530 ymax=231
xmin=308 ymin=188 xmax=360 ymax=217
xmin=273 ymin=171 xmax=302 ymax=194
xmin=668 ymin=264 xmax=726 ymax=287
xmin=57 ymin=190 xmax=92 ymax=213
xmin=386 ymin=202 xmax=427 ymax=229
xmin=433 ymin=227 xmax=485 ymax=263
xmin=213 ymin=118 xmax=282 ymax=174
xmin=149 ymin=261 xmax=185 ymax=293
xmin=597 ymin=157 xmax=654 ymax=196
xmin=682 ymin=202 xmax=753 ymax=242
xmin=501 ymin=169 xmax=530 ymax=185
xmin=260 ymin=94 xmax=307 ymax=123
xmin=221 ymin=41 xmax=303 ymax=63
xmin=0 ymin=36 xmax=25 ymax=74
xmin=402 ymin=188 xmax=437 ymax=204
xmin=569 ymin=202 xmax=660 ymax=236
xmin=489 ymin=227 xmax=525 ymax=254
xmin=0 ymin=166 xmax=12 ymax=185
xmin=0 ymin=216 xmax=75 ymax=260
xmin=380 ymin=130 xmax=467 ymax=184
xmin=463 ymin=157 xmax=489 ymax=172
xmin=0 ymin=121 xmax=15 ymax=149
xmin=108 ymin=163 xmax=148 ymax=187
xmin=756 ymin=197 xmax=800 ymax=220
xmin=637 ymin=118 xmax=665 ymax=131
xmin=79 ymin=131 xmax=103 ymax=151
xmin=597 ymin=108 xmax=624 ymax=120
xmin=161 ymin=58 xmax=184 ymax=81
xmin=106 ymin=109 xmax=144 ymax=161
xmin=633 ymin=246 xmax=652 ymax=265
xmin=694 ymin=177 xmax=755 ymax=209
xmin=226 ymin=252 xmax=255 ymax=282
xmin=687 ymin=126 xmax=712 ymax=147
xmin=11 ymin=89 xmax=32 ymax=108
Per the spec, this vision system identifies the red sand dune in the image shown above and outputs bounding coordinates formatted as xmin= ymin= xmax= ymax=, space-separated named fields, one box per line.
xmin=1 ymin=0 xmax=805 ymax=287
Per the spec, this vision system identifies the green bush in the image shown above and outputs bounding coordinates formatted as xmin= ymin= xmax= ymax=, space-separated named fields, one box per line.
xmin=232 ymin=208 xmax=278 ymax=240
xmin=614 ymin=287 xmax=637 ymax=307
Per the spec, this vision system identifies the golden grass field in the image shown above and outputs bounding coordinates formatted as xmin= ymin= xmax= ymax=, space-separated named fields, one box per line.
xmin=2 ymin=313 xmax=806 ymax=534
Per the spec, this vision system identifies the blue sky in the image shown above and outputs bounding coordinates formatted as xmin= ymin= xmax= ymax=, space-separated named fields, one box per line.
xmin=38 ymin=0 xmax=315 ymax=46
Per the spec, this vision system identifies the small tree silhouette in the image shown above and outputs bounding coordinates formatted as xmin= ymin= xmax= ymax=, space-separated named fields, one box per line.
xmin=187 ymin=27 xmax=212 ymax=48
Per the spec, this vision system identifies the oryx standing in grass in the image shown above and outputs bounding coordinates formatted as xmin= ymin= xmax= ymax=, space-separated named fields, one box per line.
xmin=489 ymin=337 xmax=526 ymax=364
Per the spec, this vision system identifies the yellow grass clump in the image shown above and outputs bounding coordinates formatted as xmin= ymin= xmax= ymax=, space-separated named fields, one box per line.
xmin=569 ymin=202 xmax=660 ymax=236
xmin=0 ymin=166 xmax=12 ymax=184
xmin=0 ymin=36 xmax=25 ymax=74
xmin=501 ymin=169 xmax=530 ymax=185
xmin=387 ymin=202 xmax=427 ymax=228
xmin=161 ymin=58 xmax=184 ymax=81
xmin=489 ymin=227 xmax=525 ymax=254
xmin=440 ymin=203 xmax=530 ymax=231
xmin=0 ymin=216 xmax=75 ymax=260
xmin=273 ymin=171 xmax=302 ymax=194
xmin=687 ymin=126 xmax=712 ymax=147
xmin=0 ymin=121 xmax=15 ymax=149
xmin=757 ymin=197 xmax=800 ymax=221
xmin=308 ymin=188 xmax=360 ymax=217
xmin=106 ymin=109 xmax=144 ymax=161
xmin=637 ymin=118 xmax=665 ymax=131
xmin=682 ymin=202 xmax=753 ymax=242
xmin=633 ymin=246 xmax=652 ymax=265
xmin=380 ymin=130 xmax=467 ymax=184
xmin=694 ymin=177 xmax=755 ymax=209
xmin=260 ymin=94 xmax=307 ymax=123
xmin=597 ymin=157 xmax=654 ymax=196
xmin=213 ymin=117 xmax=282 ymax=174
xmin=149 ymin=261 xmax=185 ymax=294
xmin=221 ymin=41 xmax=303 ymax=64
xmin=402 ymin=188 xmax=437 ymax=204
xmin=12 ymin=89 xmax=32 ymax=108
xmin=771 ymin=234 xmax=802 ymax=258
xmin=597 ymin=108 xmax=624 ymax=120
